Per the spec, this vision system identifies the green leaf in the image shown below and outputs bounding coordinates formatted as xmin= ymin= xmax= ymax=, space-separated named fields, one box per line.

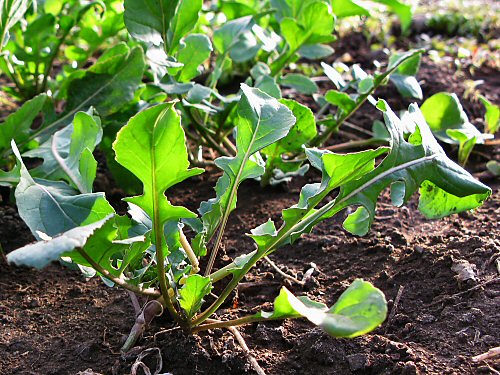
xmin=177 ymin=34 xmax=212 ymax=82
xmin=420 ymin=93 xmax=486 ymax=144
xmin=271 ymin=0 xmax=306 ymax=20
xmin=261 ymin=99 xmax=316 ymax=184
xmin=331 ymin=101 xmax=491 ymax=231
xmin=251 ymin=100 xmax=490 ymax=253
xmin=331 ymin=0 xmax=369 ymax=18
xmin=250 ymin=146 xmax=388 ymax=249
xmin=220 ymin=1 xmax=258 ymax=19
xmin=12 ymin=141 xmax=115 ymax=240
xmin=279 ymin=74 xmax=318 ymax=95
xmin=390 ymin=51 xmax=421 ymax=76
xmin=179 ymin=274 xmax=213 ymax=319
xmin=169 ymin=0 xmax=203 ymax=54
xmin=23 ymin=109 xmax=102 ymax=193
xmin=325 ymin=90 xmax=356 ymax=112
xmin=124 ymin=0 xmax=202 ymax=54
xmin=66 ymin=216 xmax=140 ymax=278
xmin=390 ymin=75 xmax=422 ymax=99
xmin=321 ymin=62 xmax=346 ymax=89
xmin=0 ymin=94 xmax=47 ymax=154
xmin=343 ymin=206 xmax=370 ymax=235
xmin=418 ymin=180 xmax=484 ymax=219
xmin=388 ymin=52 xmax=422 ymax=99
xmin=479 ymin=95 xmax=499 ymax=134
xmin=0 ymin=0 xmax=31 ymax=48
xmin=255 ymin=279 xmax=387 ymax=338
xmin=0 ymin=163 xmax=20 ymax=187
xmin=64 ymin=45 xmax=145 ymax=119
xmin=298 ymin=44 xmax=334 ymax=59
xmin=270 ymin=0 xmax=335 ymax=75
xmin=6 ymin=215 xmax=114 ymax=269
xmin=280 ymin=1 xmax=335 ymax=50
xmin=447 ymin=129 xmax=476 ymax=166
xmin=114 ymin=102 xmax=204 ymax=227
xmin=200 ymin=85 xmax=296 ymax=239
xmin=212 ymin=15 xmax=256 ymax=57
xmin=486 ymin=160 xmax=500 ymax=177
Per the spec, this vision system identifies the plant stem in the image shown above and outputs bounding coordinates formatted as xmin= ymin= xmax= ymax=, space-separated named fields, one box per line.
xmin=191 ymin=315 xmax=261 ymax=333
xmin=204 ymin=117 xmax=263 ymax=276
xmin=179 ymin=228 xmax=199 ymax=274
xmin=222 ymin=136 xmax=237 ymax=155
xmin=151 ymin=111 xmax=183 ymax=324
xmin=40 ymin=29 xmax=70 ymax=93
xmin=75 ymin=247 xmax=160 ymax=297
xmin=1 ymin=55 xmax=24 ymax=95
xmin=194 ymin=251 xmax=261 ymax=325
xmin=209 ymin=250 xmax=258 ymax=283
xmin=179 ymin=100 xmax=230 ymax=157
xmin=227 ymin=326 xmax=266 ymax=375
xmin=121 ymin=298 xmax=165 ymax=352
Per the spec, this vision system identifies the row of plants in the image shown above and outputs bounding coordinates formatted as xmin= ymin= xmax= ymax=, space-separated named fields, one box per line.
xmin=0 ymin=0 xmax=495 ymax=356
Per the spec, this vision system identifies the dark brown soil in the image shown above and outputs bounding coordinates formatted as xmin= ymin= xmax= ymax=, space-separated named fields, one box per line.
xmin=1 ymin=34 xmax=499 ymax=375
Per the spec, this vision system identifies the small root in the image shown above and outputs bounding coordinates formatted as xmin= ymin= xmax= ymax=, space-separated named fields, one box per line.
xmin=264 ymin=256 xmax=303 ymax=285
xmin=472 ymin=346 xmax=500 ymax=362
xmin=131 ymin=347 xmax=168 ymax=375
xmin=228 ymin=326 xmax=266 ymax=375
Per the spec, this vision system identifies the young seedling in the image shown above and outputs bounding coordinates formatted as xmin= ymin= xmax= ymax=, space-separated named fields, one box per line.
xmin=7 ymin=85 xmax=491 ymax=359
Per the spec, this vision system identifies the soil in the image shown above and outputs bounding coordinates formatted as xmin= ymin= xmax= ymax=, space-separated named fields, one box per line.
xmin=1 ymin=33 xmax=499 ymax=375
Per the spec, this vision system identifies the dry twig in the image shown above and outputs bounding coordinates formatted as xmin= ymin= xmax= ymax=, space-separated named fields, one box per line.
xmin=264 ymin=256 xmax=303 ymax=285
xmin=227 ymin=326 xmax=266 ymax=375
xmin=472 ymin=346 xmax=500 ymax=362
xmin=384 ymin=285 xmax=405 ymax=334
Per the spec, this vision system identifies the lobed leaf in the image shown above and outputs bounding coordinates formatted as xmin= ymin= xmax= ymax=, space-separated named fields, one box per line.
xmin=179 ymin=274 xmax=213 ymax=319
xmin=255 ymin=279 xmax=387 ymax=338
xmin=24 ymin=109 xmax=102 ymax=193
xmin=200 ymin=84 xmax=296 ymax=239
xmin=12 ymin=141 xmax=114 ymax=240
xmin=114 ymin=103 xmax=204 ymax=228
xmin=7 ymin=215 xmax=114 ymax=269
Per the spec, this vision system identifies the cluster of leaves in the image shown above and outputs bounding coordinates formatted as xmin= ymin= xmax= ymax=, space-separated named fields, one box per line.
xmin=420 ymin=92 xmax=498 ymax=167
xmin=0 ymin=0 xmax=495 ymax=355
xmin=0 ymin=0 xmax=127 ymax=100
xmin=6 ymin=85 xmax=491 ymax=347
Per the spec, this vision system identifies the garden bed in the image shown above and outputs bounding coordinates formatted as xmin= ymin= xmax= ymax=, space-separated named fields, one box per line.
xmin=1 ymin=46 xmax=499 ymax=373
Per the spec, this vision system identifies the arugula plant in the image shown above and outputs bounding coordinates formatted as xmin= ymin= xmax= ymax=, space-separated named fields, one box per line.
xmin=0 ymin=0 xmax=108 ymax=99
xmin=0 ymin=42 xmax=146 ymax=187
xmin=258 ymin=49 xmax=424 ymax=186
xmin=420 ymin=92 xmax=494 ymax=166
xmin=7 ymin=85 xmax=491 ymax=353
xmin=118 ymin=0 xmax=418 ymax=168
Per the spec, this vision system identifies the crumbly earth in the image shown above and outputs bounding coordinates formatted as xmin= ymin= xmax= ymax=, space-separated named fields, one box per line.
xmin=0 ymin=33 xmax=499 ymax=375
